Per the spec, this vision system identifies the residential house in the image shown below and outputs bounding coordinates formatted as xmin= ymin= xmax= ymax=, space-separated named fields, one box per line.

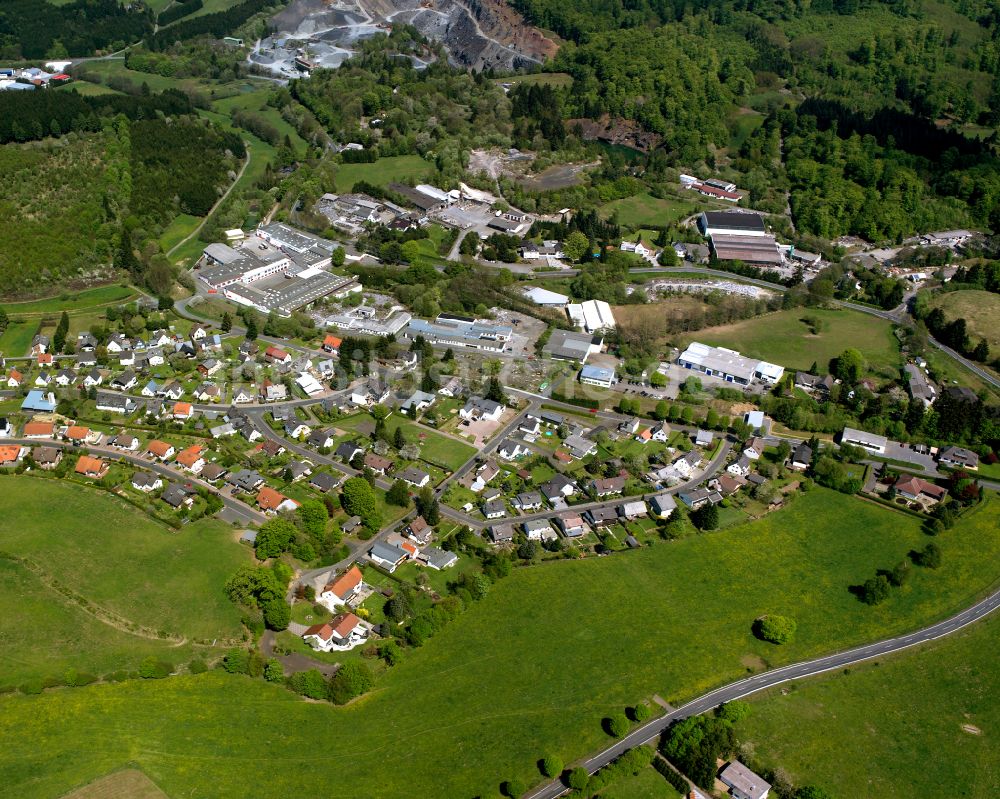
xmin=257 ymin=486 xmax=299 ymax=514
xmin=618 ymin=417 xmax=641 ymax=436
xmin=0 ymin=445 xmax=27 ymax=466
xmin=794 ymin=371 xmax=833 ymax=395
xmin=232 ymin=386 xmax=255 ymax=404
xmin=513 ymin=491 xmax=543 ymax=512
xmin=318 ymin=566 xmax=366 ymax=611
xmin=75 ymin=455 xmax=108 ymax=479
xmin=284 ymin=419 xmax=312 ymax=439
xmin=523 ymin=518 xmax=555 ymax=541
xmin=201 ymin=463 xmax=228 ymax=482
xmin=350 ymin=379 xmax=390 ymax=407
xmin=264 ymin=346 xmax=292 ymax=364
xmin=34 ymin=372 xmax=51 ymax=388
xmin=286 ymin=461 xmax=312 ymax=482
xmin=141 ymin=380 xmax=160 ymax=398
xmin=489 ymin=523 xmax=516 ymax=544
xmin=401 ymin=390 xmax=436 ymax=414
xmin=482 ymin=499 xmax=508 ymax=519
xmin=161 ymin=381 xmax=184 ymax=401
xmin=421 ymin=546 xmax=458 ymax=570
xmin=259 ymin=439 xmax=286 ymax=458
xmin=303 ymin=613 xmax=368 ymax=652
xmin=398 ymin=466 xmax=431 ymax=488
xmin=322 ymin=334 xmax=342 ymax=354
xmin=162 ymin=482 xmax=196 ymax=508
xmin=585 ymin=506 xmax=619 ymax=529
xmin=54 ymin=369 xmax=75 ymax=387
xmin=679 ymin=487 xmax=722 ymax=509
xmin=176 ymin=446 xmax=206 ymax=474
xmin=894 ymin=475 xmax=947 ymax=506
xmin=591 ymin=475 xmax=627 ymax=498
xmin=649 ymin=493 xmax=677 ymax=519
xmin=937 ymin=445 xmax=979 ymax=471
xmin=342 ymin=515 xmax=363 ymax=534
xmin=23 ymin=421 xmax=54 ymax=439
xmin=470 ymin=460 xmax=500 ymax=492
xmin=369 ymin=541 xmax=409 ymax=573
xmin=364 ymin=453 xmax=393 ymax=475
xmin=110 ymin=432 xmax=139 ymax=451
xmin=673 ymin=450 xmax=703 ymax=479
xmin=110 ymin=370 xmax=136 ymax=391
xmin=789 ymin=442 xmax=812 ymax=471
xmin=438 ymin=377 xmax=464 ymax=398
xmin=146 ymin=440 xmax=176 ymax=461
xmin=228 ymin=469 xmax=265 ymax=493
xmin=335 ymin=441 xmax=364 ymax=463
xmin=459 ymin=397 xmax=504 ymax=422
xmin=497 ymin=438 xmax=526 ymax=460
xmin=743 ymin=437 xmax=766 ymax=460
xmin=172 ymin=402 xmax=194 ymax=420
xmin=563 ymin=432 xmax=597 ymax=460
xmin=6 ymin=369 xmax=23 ymax=388
xmin=556 ymin=513 xmax=587 ymax=537
xmin=82 ymin=367 xmax=102 ymax=386
xmin=30 ymin=334 xmax=49 ymax=355
xmin=260 ymin=380 xmax=288 ymax=402
xmin=718 ymin=761 xmax=771 ymax=799
xmin=695 ymin=429 xmax=714 ymax=447
xmin=308 ymin=429 xmax=336 ymax=450
xmin=131 ymin=471 xmax=162 ymax=492
xmin=405 ymin=516 xmax=433 ymax=545
xmin=541 ymin=474 xmax=577 ymax=503
xmin=21 ymin=390 xmax=57 ymax=413
xmin=95 ymin=392 xmax=136 ymax=414
xmin=727 ymin=454 xmax=752 ymax=477
xmin=619 ymin=499 xmax=648 ymax=520
xmin=309 ymin=471 xmax=341 ymax=494
xmin=711 ymin=474 xmax=746 ymax=496
xmin=32 ymin=446 xmax=62 ymax=469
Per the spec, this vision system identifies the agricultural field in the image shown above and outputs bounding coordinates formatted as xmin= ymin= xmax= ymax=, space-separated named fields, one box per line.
xmin=736 ymin=610 xmax=1000 ymax=799
xmin=2 ymin=490 xmax=999 ymax=797
xmin=927 ymin=289 xmax=1000 ymax=349
xmin=333 ymin=155 xmax=434 ymax=193
xmin=681 ymin=306 xmax=901 ymax=375
xmin=0 ymin=477 xmax=249 ymax=685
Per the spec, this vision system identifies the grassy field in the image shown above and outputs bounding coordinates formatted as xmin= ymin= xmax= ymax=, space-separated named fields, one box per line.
xmin=334 ymin=155 xmax=433 ymax=193
xmin=927 ymin=289 xmax=1000 ymax=349
xmin=1 ymin=490 xmax=999 ymax=797
xmin=682 ymin=306 xmax=901 ymax=374
xmin=0 ymin=477 xmax=249 ymax=684
xmin=0 ymin=321 xmax=37 ymax=356
xmin=1 ymin=284 xmax=136 ymax=316
xmin=600 ymin=192 xmax=697 ymax=230
xmin=737 ymin=610 xmax=1000 ymax=798
xmin=337 ymin=413 xmax=477 ymax=472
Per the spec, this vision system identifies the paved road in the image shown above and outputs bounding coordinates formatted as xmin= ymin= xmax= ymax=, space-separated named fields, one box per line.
xmin=5 ymin=437 xmax=266 ymax=526
xmin=525 ymin=585 xmax=1000 ymax=799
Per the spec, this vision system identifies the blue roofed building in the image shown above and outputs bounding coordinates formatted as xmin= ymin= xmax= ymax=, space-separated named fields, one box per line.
xmin=21 ymin=390 xmax=56 ymax=413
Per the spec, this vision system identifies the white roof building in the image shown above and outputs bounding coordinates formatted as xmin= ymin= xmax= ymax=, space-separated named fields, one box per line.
xmin=567 ymin=300 xmax=616 ymax=333
xmin=524 ymin=287 xmax=569 ymax=306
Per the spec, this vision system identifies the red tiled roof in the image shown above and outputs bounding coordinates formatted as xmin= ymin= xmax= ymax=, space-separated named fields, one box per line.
xmin=176 ymin=445 xmax=204 ymax=467
xmin=23 ymin=421 xmax=53 ymax=437
xmin=146 ymin=440 xmax=172 ymax=457
xmin=325 ymin=566 xmax=363 ymax=599
xmin=75 ymin=455 xmax=106 ymax=476
xmin=257 ymin=486 xmax=291 ymax=511
xmin=65 ymin=425 xmax=89 ymax=440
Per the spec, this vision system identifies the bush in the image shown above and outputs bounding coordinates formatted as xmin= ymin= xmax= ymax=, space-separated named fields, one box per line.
xmin=752 ymin=615 xmax=797 ymax=644
xmin=328 ymin=661 xmax=374 ymax=705
xmin=502 ymin=777 xmax=525 ymax=797
xmin=913 ymin=542 xmax=942 ymax=569
xmin=263 ymin=599 xmax=291 ymax=631
xmin=222 ymin=649 xmax=251 ymax=675
xmin=188 ymin=658 xmax=208 ymax=674
xmin=631 ymin=703 xmax=651 ymax=722
xmin=567 ymin=767 xmax=590 ymax=791
xmin=138 ymin=656 xmax=172 ymax=679
xmin=859 ymin=574 xmax=892 ymax=605
xmin=264 ymin=659 xmax=284 ymax=683
xmin=288 ymin=669 xmax=327 ymax=700
xmin=605 ymin=712 xmax=630 ymax=738
xmin=540 ymin=754 xmax=563 ymax=777
xmin=716 ymin=701 xmax=751 ymax=724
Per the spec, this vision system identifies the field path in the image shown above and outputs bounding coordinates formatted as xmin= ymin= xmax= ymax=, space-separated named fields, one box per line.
xmin=166 ymin=142 xmax=251 ymax=259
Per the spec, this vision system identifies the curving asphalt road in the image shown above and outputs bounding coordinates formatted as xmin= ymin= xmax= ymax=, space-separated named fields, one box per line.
xmin=526 ymin=585 xmax=1000 ymax=799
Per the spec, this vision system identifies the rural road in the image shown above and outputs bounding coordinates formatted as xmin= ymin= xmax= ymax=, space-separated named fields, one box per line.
xmin=525 ymin=585 xmax=1000 ymax=798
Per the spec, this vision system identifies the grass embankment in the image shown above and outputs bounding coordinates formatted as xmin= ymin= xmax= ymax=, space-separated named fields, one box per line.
xmin=0 ymin=490 xmax=998 ymax=797
xmin=737 ymin=609 xmax=1000 ymax=798
xmin=681 ymin=306 xmax=901 ymax=374
xmin=600 ymin=191 xmax=697 ymax=230
xmin=0 ymin=477 xmax=249 ymax=684
xmin=927 ymin=289 xmax=1000 ymax=350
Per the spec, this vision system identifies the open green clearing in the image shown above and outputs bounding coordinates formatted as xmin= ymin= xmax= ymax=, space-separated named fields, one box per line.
xmin=0 ymin=477 xmax=249 ymax=684
xmin=0 ymin=321 xmax=36 ymax=357
xmin=737 ymin=609 xmax=1000 ymax=798
xmin=0 ymin=284 xmax=136 ymax=315
xmin=333 ymin=155 xmax=433 ymax=193
xmin=927 ymin=289 xmax=1000 ymax=349
xmin=599 ymin=191 xmax=697 ymax=230
xmin=681 ymin=306 xmax=901 ymax=374
xmin=1 ymin=490 xmax=998 ymax=797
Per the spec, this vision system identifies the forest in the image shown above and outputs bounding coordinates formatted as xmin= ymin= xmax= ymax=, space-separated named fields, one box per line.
xmin=147 ymin=0 xmax=282 ymax=51
xmin=0 ymin=0 xmax=152 ymax=59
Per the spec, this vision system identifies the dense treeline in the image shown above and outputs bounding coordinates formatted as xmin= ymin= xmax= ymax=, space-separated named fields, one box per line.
xmin=0 ymin=89 xmax=194 ymax=145
xmin=124 ymin=41 xmax=247 ymax=80
xmin=147 ymin=0 xmax=281 ymax=50
xmin=0 ymin=0 xmax=151 ymax=59
xmin=950 ymin=261 xmax=1000 ymax=293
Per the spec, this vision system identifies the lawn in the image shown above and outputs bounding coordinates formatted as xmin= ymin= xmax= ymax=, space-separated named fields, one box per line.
xmin=0 ymin=476 xmax=249 ymax=683
xmin=927 ymin=289 xmax=1000 ymax=349
xmin=735 ymin=609 xmax=1000 ymax=799
xmin=334 ymin=155 xmax=433 ymax=193
xmin=158 ymin=214 xmax=201 ymax=254
xmin=1 ymin=490 xmax=999 ymax=798
xmin=681 ymin=306 xmax=901 ymax=374
xmin=599 ymin=191 xmax=697 ymax=230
